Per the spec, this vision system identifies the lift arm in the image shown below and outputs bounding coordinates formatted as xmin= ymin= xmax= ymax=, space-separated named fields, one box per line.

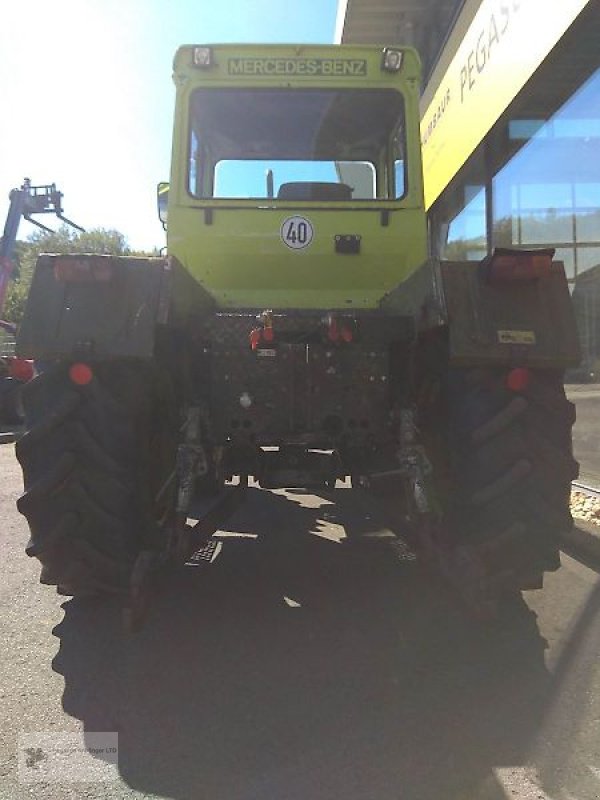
xmin=0 ymin=178 xmax=84 ymax=315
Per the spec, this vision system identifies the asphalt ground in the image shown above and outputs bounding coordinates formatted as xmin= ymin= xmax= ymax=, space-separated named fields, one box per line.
xmin=566 ymin=384 xmax=600 ymax=487
xmin=2 ymin=444 xmax=600 ymax=800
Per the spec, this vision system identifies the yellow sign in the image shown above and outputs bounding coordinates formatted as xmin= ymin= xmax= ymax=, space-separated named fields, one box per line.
xmin=420 ymin=0 xmax=591 ymax=209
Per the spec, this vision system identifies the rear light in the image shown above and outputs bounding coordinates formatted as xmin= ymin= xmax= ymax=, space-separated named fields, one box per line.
xmin=482 ymin=248 xmax=554 ymax=283
xmin=54 ymin=256 xmax=113 ymax=283
xmin=69 ymin=362 xmax=94 ymax=386
xmin=8 ymin=357 xmax=34 ymax=383
xmin=506 ymin=367 xmax=530 ymax=392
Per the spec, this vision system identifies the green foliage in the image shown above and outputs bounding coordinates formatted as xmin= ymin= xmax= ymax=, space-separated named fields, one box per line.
xmin=443 ymin=237 xmax=486 ymax=261
xmin=3 ymin=282 xmax=29 ymax=324
xmin=27 ymin=226 xmax=130 ymax=257
xmin=2 ymin=226 xmax=151 ymax=325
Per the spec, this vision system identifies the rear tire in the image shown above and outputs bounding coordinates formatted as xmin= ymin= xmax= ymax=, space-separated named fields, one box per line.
xmin=446 ymin=367 xmax=577 ymax=582
xmin=1 ymin=376 xmax=25 ymax=425
xmin=417 ymin=336 xmax=577 ymax=590
xmin=16 ymin=361 xmax=178 ymax=596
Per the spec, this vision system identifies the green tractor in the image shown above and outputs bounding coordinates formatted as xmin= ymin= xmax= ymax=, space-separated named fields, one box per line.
xmin=15 ymin=44 xmax=580 ymax=617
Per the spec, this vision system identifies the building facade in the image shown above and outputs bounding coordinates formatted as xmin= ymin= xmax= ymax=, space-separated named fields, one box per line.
xmin=338 ymin=0 xmax=600 ymax=376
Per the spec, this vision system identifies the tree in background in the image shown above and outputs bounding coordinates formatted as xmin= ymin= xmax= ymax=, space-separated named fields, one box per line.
xmin=3 ymin=226 xmax=158 ymax=324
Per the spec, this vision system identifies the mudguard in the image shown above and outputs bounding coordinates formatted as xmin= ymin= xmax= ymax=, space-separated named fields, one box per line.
xmin=440 ymin=258 xmax=581 ymax=368
xmin=16 ymin=254 xmax=170 ymax=360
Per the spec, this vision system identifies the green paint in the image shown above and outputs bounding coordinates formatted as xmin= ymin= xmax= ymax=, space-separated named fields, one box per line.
xmin=166 ymin=44 xmax=427 ymax=311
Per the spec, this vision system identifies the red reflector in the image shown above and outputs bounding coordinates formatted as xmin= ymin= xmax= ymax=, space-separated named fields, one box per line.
xmin=340 ymin=325 xmax=353 ymax=343
xmin=485 ymin=248 xmax=554 ymax=283
xmin=54 ymin=257 xmax=113 ymax=283
xmin=8 ymin=358 xmax=34 ymax=383
xmin=506 ymin=367 xmax=530 ymax=392
xmin=69 ymin=362 xmax=93 ymax=386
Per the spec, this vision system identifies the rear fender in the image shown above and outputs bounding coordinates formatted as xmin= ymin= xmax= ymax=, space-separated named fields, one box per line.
xmin=17 ymin=254 xmax=169 ymax=360
xmin=440 ymin=257 xmax=581 ymax=369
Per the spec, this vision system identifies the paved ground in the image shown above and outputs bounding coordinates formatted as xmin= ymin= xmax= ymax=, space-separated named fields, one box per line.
xmin=2 ymin=445 xmax=600 ymax=800
xmin=567 ymin=384 xmax=600 ymax=486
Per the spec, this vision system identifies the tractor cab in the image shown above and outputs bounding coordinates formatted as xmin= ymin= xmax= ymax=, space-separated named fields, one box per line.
xmin=162 ymin=45 xmax=428 ymax=310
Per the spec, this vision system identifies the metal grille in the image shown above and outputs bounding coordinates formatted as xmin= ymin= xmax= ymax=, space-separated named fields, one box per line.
xmin=185 ymin=539 xmax=222 ymax=566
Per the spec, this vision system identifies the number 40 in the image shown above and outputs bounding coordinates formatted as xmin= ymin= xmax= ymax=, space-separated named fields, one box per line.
xmin=286 ymin=220 xmax=308 ymax=244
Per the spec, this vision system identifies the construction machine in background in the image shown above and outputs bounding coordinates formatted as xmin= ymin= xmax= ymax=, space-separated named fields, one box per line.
xmin=14 ymin=45 xmax=581 ymax=621
xmin=0 ymin=180 xmax=83 ymax=424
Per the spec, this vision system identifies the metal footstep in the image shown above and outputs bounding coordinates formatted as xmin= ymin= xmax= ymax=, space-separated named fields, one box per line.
xmin=186 ymin=539 xmax=223 ymax=566
xmin=388 ymin=538 xmax=418 ymax=562
xmin=353 ymin=528 xmax=418 ymax=563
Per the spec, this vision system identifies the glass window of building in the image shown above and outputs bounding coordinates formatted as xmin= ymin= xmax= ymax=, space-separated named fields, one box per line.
xmin=492 ymin=67 xmax=600 ymax=286
xmin=430 ymin=147 xmax=488 ymax=261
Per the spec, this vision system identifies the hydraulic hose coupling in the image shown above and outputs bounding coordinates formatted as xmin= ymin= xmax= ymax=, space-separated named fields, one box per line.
xmin=249 ymin=328 xmax=262 ymax=350
xmin=250 ymin=310 xmax=275 ymax=349
xmin=325 ymin=313 xmax=353 ymax=344
xmin=261 ymin=310 xmax=274 ymax=342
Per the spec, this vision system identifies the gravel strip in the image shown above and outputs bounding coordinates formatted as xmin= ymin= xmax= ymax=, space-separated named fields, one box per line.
xmin=571 ymin=490 xmax=600 ymax=527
